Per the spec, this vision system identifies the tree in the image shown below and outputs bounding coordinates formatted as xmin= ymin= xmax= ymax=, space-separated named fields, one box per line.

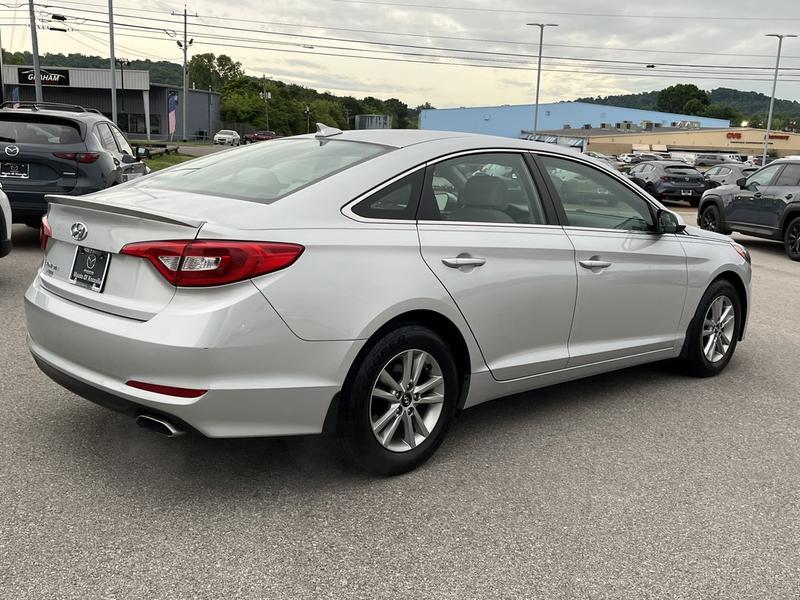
xmin=188 ymin=54 xmax=244 ymax=91
xmin=655 ymin=84 xmax=709 ymax=114
xmin=682 ymin=98 xmax=708 ymax=117
xmin=703 ymin=103 xmax=744 ymax=125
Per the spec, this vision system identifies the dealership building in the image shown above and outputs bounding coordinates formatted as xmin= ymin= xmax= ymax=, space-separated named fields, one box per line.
xmin=0 ymin=65 xmax=220 ymax=140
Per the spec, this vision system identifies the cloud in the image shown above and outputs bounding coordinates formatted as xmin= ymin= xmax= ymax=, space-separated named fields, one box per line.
xmin=22 ymin=0 xmax=800 ymax=108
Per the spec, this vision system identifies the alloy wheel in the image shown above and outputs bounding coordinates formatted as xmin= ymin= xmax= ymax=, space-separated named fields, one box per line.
xmin=702 ymin=295 xmax=735 ymax=363
xmin=369 ymin=349 xmax=445 ymax=452
xmin=788 ymin=222 xmax=800 ymax=257
xmin=701 ymin=209 xmax=717 ymax=231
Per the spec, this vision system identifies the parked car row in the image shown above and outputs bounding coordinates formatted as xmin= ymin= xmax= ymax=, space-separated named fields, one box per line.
xmin=212 ymin=130 xmax=280 ymax=145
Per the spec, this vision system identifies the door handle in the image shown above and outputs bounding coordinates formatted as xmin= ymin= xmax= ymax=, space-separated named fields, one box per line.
xmin=786 ymin=194 xmax=793 ymax=200
xmin=579 ymin=259 xmax=612 ymax=270
xmin=753 ymin=192 xmax=762 ymax=199
xmin=442 ymin=256 xmax=486 ymax=268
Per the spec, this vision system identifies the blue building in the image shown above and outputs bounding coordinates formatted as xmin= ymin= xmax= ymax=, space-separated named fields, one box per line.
xmin=419 ymin=101 xmax=730 ymax=138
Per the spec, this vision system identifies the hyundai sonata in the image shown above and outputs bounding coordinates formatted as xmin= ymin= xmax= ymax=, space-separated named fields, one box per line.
xmin=25 ymin=126 xmax=751 ymax=474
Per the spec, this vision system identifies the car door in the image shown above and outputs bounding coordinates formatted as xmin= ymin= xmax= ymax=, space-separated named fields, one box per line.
xmin=536 ymin=153 xmax=688 ymax=367
xmin=729 ymin=163 xmax=783 ymax=228
xmin=748 ymin=163 xmax=800 ymax=231
xmin=417 ymin=151 xmax=577 ymax=381
xmin=94 ymin=123 xmax=124 ymax=186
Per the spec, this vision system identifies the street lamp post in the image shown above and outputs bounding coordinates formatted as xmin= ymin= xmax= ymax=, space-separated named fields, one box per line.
xmin=526 ymin=22 xmax=558 ymax=138
xmin=763 ymin=33 xmax=798 ymax=164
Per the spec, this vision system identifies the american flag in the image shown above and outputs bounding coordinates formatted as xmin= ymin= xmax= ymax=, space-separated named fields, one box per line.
xmin=167 ymin=91 xmax=178 ymax=135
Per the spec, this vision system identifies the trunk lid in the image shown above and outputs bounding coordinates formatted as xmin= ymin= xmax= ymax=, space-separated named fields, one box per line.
xmin=41 ymin=195 xmax=204 ymax=320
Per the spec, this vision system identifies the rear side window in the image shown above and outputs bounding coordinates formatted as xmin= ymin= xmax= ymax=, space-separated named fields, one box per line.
xmin=351 ymin=170 xmax=424 ymax=220
xmin=774 ymin=164 xmax=800 ymax=186
xmin=139 ymin=139 xmax=389 ymax=203
xmin=0 ymin=117 xmax=81 ymax=144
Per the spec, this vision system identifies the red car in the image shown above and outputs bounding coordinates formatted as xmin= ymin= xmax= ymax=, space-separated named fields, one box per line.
xmin=242 ymin=131 xmax=277 ymax=143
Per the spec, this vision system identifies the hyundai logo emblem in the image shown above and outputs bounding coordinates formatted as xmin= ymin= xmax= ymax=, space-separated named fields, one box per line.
xmin=70 ymin=222 xmax=88 ymax=241
xmin=4 ymin=145 xmax=19 ymax=156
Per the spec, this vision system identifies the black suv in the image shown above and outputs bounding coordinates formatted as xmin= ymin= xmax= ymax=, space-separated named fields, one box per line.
xmin=698 ymin=158 xmax=800 ymax=260
xmin=626 ymin=160 xmax=707 ymax=207
xmin=0 ymin=102 xmax=147 ymax=226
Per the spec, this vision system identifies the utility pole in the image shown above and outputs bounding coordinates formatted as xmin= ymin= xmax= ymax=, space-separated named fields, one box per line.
xmin=28 ymin=0 xmax=42 ymax=102
xmin=526 ymin=22 xmax=558 ymax=138
xmin=108 ymin=0 xmax=116 ymax=123
xmin=304 ymin=105 xmax=310 ymax=133
xmin=173 ymin=6 xmax=196 ymax=142
xmin=763 ymin=34 xmax=798 ymax=164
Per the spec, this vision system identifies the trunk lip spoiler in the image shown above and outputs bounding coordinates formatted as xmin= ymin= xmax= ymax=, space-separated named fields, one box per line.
xmin=45 ymin=194 xmax=206 ymax=229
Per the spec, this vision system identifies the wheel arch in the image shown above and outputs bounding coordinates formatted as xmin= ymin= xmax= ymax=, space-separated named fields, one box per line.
xmin=779 ymin=205 xmax=800 ymax=235
xmin=712 ymin=270 xmax=748 ymax=341
xmin=322 ymin=309 xmax=473 ymax=434
xmin=698 ymin=195 xmax=729 ymax=232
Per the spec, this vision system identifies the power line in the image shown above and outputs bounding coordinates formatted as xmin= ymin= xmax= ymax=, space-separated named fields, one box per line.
xmin=39 ymin=6 xmax=800 ymax=73
xmin=326 ymin=0 xmax=800 ymax=21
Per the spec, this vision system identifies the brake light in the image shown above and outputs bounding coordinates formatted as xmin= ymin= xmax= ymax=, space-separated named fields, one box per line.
xmin=660 ymin=176 xmax=671 ymax=182
xmin=120 ymin=240 xmax=304 ymax=287
xmin=40 ymin=215 xmax=52 ymax=252
xmin=126 ymin=380 xmax=207 ymax=398
xmin=52 ymin=151 xmax=101 ymax=163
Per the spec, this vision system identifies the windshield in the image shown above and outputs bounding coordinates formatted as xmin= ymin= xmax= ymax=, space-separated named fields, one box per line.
xmin=139 ymin=138 xmax=390 ymax=203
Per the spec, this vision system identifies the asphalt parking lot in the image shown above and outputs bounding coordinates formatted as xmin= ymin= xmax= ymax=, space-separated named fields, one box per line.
xmin=1 ymin=217 xmax=798 ymax=599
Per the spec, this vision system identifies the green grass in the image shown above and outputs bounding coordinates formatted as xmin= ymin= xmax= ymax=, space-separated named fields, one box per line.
xmin=143 ymin=152 xmax=196 ymax=171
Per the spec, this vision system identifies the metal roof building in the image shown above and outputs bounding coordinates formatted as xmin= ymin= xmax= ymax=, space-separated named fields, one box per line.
xmin=419 ymin=101 xmax=730 ymax=138
xmin=0 ymin=65 xmax=220 ymax=141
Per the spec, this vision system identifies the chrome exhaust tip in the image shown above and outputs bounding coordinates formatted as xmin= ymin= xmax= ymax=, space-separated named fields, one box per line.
xmin=135 ymin=414 xmax=185 ymax=437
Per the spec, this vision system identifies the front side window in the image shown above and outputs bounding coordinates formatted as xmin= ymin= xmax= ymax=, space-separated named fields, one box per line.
xmin=774 ymin=164 xmax=800 ymax=186
xmin=746 ymin=164 xmax=782 ymax=188
xmin=110 ymin=125 xmax=133 ymax=155
xmin=138 ymin=139 xmax=389 ymax=204
xmin=706 ymin=167 xmax=720 ymax=176
xmin=419 ymin=153 xmax=546 ymax=224
xmin=540 ymin=155 xmax=654 ymax=232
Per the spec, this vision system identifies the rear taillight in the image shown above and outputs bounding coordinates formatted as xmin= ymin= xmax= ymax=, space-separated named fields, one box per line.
xmin=660 ymin=176 xmax=671 ymax=182
xmin=52 ymin=151 xmax=101 ymax=163
xmin=40 ymin=215 xmax=52 ymax=252
xmin=120 ymin=240 xmax=304 ymax=287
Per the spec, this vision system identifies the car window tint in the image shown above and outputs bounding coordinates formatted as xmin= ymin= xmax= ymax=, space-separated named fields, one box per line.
xmin=139 ymin=139 xmax=389 ymax=204
xmin=95 ymin=123 xmax=118 ymax=152
xmin=109 ymin=125 xmax=133 ymax=155
xmin=351 ymin=169 xmax=424 ymax=220
xmin=0 ymin=118 xmax=81 ymax=144
xmin=706 ymin=167 xmax=719 ymax=175
xmin=747 ymin=164 xmax=782 ymax=187
xmin=540 ymin=155 xmax=655 ymax=232
xmin=774 ymin=164 xmax=800 ymax=186
xmin=419 ymin=153 xmax=546 ymax=224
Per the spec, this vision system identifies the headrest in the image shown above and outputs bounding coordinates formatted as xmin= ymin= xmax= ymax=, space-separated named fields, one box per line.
xmin=460 ymin=175 xmax=507 ymax=209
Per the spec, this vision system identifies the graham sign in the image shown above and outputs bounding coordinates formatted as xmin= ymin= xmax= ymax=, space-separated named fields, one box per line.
xmin=17 ymin=67 xmax=70 ymax=86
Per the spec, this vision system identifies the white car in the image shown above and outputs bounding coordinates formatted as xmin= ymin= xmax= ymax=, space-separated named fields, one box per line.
xmin=25 ymin=127 xmax=751 ymax=475
xmin=213 ymin=129 xmax=240 ymax=145
xmin=0 ymin=184 xmax=11 ymax=258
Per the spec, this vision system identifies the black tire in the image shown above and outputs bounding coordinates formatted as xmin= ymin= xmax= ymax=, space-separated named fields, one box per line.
xmin=644 ymin=183 xmax=657 ymax=197
xmin=700 ymin=204 xmax=720 ymax=232
xmin=783 ymin=215 xmax=800 ymax=261
xmin=679 ymin=279 xmax=742 ymax=377
xmin=338 ymin=324 xmax=459 ymax=475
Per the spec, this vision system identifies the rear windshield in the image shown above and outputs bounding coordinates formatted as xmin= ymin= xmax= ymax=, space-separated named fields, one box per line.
xmin=665 ymin=166 xmax=701 ymax=175
xmin=139 ymin=138 xmax=390 ymax=203
xmin=0 ymin=117 xmax=81 ymax=144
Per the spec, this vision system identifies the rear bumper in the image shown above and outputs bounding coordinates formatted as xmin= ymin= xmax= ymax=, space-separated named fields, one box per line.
xmin=25 ymin=275 xmax=364 ymax=437
xmin=8 ymin=186 xmax=102 ymax=221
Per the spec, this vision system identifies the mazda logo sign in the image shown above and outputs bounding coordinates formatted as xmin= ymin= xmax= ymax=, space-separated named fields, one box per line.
xmin=70 ymin=222 xmax=88 ymax=241
xmin=4 ymin=145 xmax=19 ymax=156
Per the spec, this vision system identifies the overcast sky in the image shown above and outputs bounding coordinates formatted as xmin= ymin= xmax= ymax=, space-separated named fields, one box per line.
xmin=5 ymin=0 xmax=799 ymax=107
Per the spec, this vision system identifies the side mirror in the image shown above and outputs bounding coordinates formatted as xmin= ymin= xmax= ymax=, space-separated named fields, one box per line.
xmin=736 ymin=177 xmax=747 ymax=189
xmin=136 ymin=146 xmax=151 ymax=159
xmin=657 ymin=209 xmax=686 ymax=234
xmin=121 ymin=153 xmax=137 ymax=164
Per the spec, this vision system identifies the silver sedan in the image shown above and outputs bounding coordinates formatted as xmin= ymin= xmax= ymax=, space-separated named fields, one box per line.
xmin=25 ymin=127 xmax=752 ymax=474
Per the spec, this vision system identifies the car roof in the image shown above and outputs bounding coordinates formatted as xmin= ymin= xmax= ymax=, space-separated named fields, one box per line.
xmin=0 ymin=107 xmax=109 ymax=123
